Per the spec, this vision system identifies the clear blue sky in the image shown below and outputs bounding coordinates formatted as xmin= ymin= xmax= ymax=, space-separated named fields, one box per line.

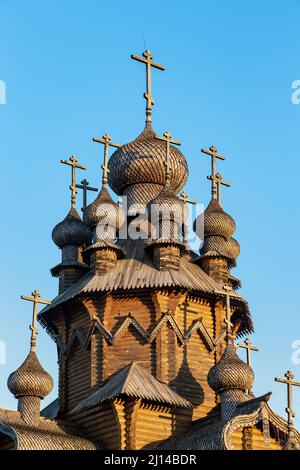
xmin=0 ymin=0 xmax=300 ymax=426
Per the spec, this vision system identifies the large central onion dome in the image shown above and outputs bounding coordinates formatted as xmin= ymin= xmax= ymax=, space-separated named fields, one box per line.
xmin=108 ymin=124 xmax=188 ymax=206
xmin=8 ymin=351 xmax=54 ymax=399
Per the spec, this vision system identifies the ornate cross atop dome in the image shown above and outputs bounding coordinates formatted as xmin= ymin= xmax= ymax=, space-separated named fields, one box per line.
xmin=237 ymin=338 xmax=259 ymax=367
xmin=275 ymin=371 xmax=300 ymax=442
xmin=61 ymin=156 xmax=86 ymax=209
xmin=93 ymin=133 xmax=120 ymax=188
xmin=131 ymin=50 xmax=166 ymax=124
xmin=21 ymin=290 xmax=51 ymax=353
xmin=201 ymin=145 xmax=226 ymax=200
xmin=207 ymin=172 xmax=231 ymax=204
xmin=155 ymin=131 xmax=181 ymax=186
xmin=76 ymin=179 xmax=98 ymax=211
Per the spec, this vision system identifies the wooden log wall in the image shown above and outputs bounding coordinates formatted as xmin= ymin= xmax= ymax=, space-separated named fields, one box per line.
xmin=69 ymin=401 xmax=121 ymax=449
xmin=63 ymin=302 xmax=92 ymax=412
xmin=231 ymin=425 xmax=283 ymax=450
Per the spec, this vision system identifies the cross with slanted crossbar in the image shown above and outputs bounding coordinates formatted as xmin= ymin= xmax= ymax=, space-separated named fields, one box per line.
xmin=61 ymin=156 xmax=86 ymax=209
xmin=76 ymin=179 xmax=98 ymax=211
xmin=201 ymin=146 xmax=226 ymax=200
xmin=214 ymin=284 xmax=242 ymax=336
xmin=21 ymin=290 xmax=51 ymax=352
xmin=93 ymin=133 xmax=120 ymax=187
xmin=237 ymin=338 xmax=259 ymax=367
xmin=156 ymin=132 xmax=181 ymax=186
xmin=131 ymin=50 xmax=166 ymax=123
xmin=179 ymin=192 xmax=196 ymax=205
xmin=275 ymin=371 xmax=300 ymax=434
xmin=207 ymin=172 xmax=230 ymax=205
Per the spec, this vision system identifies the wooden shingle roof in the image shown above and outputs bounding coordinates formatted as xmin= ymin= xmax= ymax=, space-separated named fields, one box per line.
xmin=71 ymin=362 xmax=192 ymax=414
xmin=39 ymin=238 xmax=253 ymax=336
xmin=0 ymin=409 xmax=98 ymax=450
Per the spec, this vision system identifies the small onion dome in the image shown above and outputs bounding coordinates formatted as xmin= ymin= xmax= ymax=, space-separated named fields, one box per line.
xmin=52 ymin=207 xmax=92 ymax=248
xmin=201 ymin=235 xmax=240 ymax=260
xmin=108 ymin=124 xmax=188 ymax=197
xmin=7 ymin=351 xmax=54 ymax=399
xmin=83 ymin=187 xmax=125 ymax=232
xmin=208 ymin=341 xmax=254 ymax=393
xmin=194 ymin=198 xmax=236 ymax=239
xmin=147 ymin=186 xmax=187 ymax=226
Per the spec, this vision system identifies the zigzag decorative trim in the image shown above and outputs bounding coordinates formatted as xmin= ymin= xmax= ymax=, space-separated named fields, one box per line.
xmin=54 ymin=311 xmax=226 ymax=358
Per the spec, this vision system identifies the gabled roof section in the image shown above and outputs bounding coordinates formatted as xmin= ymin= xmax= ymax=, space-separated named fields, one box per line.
xmin=71 ymin=362 xmax=192 ymax=414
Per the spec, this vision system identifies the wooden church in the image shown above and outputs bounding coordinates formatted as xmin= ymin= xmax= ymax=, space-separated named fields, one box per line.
xmin=1 ymin=50 xmax=300 ymax=451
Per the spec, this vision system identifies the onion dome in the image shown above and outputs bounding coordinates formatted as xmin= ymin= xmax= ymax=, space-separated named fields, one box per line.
xmin=8 ymin=351 xmax=54 ymax=399
xmin=208 ymin=341 xmax=254 ymax=393
xmin=201 ymin=235 xmax=240 ymax=260
xmin=52 ymin=207 xmax=92 ymax=248
xmin=203 ymin=198 xmax=236 ymax=238
xmin=194 ymin=198 xmax=240 ymax=262
xmin=83 ymin=187 xmax=125 ymax=236
xmin=108 ymin=124 xmax=188 ymax=206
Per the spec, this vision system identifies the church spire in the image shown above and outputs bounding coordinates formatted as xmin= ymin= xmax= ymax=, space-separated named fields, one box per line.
xmin=131 ymin=50 xmax=166 ymax=126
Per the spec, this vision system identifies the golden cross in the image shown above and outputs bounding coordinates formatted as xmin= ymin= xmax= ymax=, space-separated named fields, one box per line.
xmin=275 ymin=371 xmax=300 ymax=435
xmin=237 ymin=338 xmax=259 ymax=367
xmin=207 ymin=172 xmax=230 ymax=204
xmin=201 ymin=146 xmax=226 ymax=199
xmin=93 ymin=133 xmax=120 ymax=187
xmin=180 ymin=192 xmax=196 ymax=205
xmin=21 ymin=290 xmax=51 ymax=352
xmin=61 ymin=156 xmax=86 ymax=209
xmin=155 ymin=131 xmax=181 ymax=185
xmin=131 ymin=50 xmax=166 ymax=123
xmin=76 ymin=179 xmax=98 ymax=211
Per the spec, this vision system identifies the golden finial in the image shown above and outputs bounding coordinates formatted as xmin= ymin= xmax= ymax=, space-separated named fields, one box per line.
xmin=201 ymin=146 xmax=226 ymax=199
xmin=61 ymin=156 xmax=86 ymax=209
xmin=21 ymin=290 xmax=51 ymax=353
xmin=131 ymin=50 xmax=166 ymax=124
xmin=275 ymin=371 xmax=300 ymax=442
xmin=76 ymin=179 xmax=98 ymax=211
xmin=155 ymin=131 xmax=181 ymax=186
xmin=93 ymin=133 xmax=120 ymax=188
xmin=207 ymin=172 xmax=231 ymax=204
